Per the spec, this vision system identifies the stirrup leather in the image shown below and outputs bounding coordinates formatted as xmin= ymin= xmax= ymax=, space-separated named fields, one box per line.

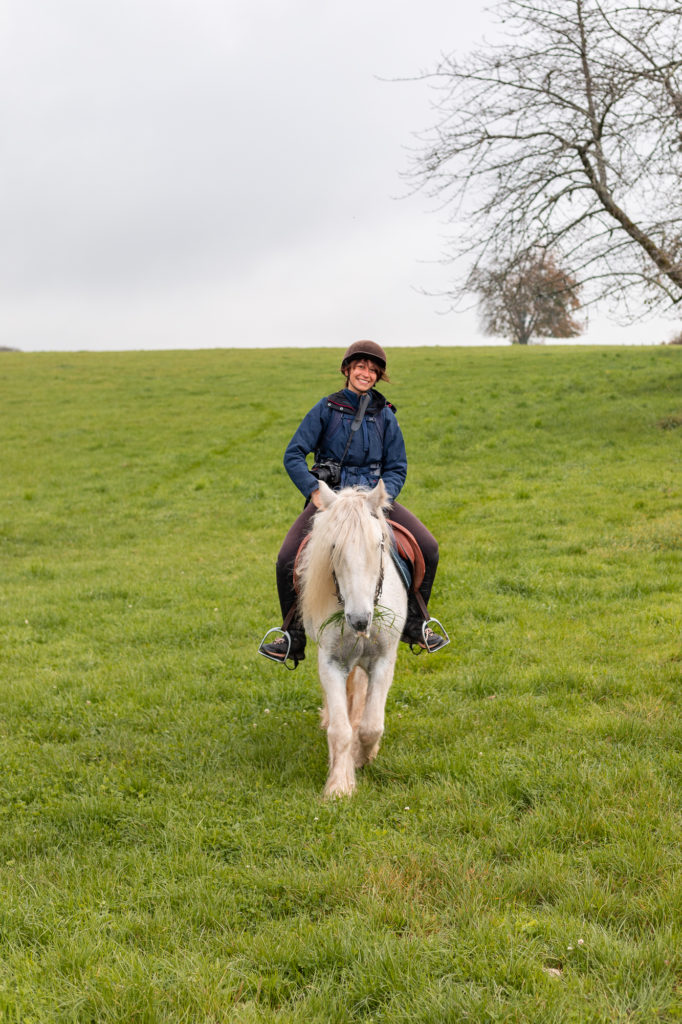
xmin=258 ymin=627 xmax=299 ymax=670
xmin=408 ymin=617 xmax=450 ymax=655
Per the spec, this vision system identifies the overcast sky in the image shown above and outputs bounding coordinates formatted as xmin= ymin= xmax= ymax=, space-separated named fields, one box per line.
xmin=1 ymin=0 xmax=675 ymax=352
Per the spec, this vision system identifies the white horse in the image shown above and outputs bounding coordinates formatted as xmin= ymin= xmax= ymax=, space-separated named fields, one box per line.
xmin=298 ymin=479 xmax=407 ymax=798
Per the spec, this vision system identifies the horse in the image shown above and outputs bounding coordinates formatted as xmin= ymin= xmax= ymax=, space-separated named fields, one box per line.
xmin=297 ymin=479 xmax=407 ymax=798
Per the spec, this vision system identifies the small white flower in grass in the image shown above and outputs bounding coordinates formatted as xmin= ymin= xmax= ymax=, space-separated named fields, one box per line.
xmin=264 ymin=708 xmax=270 ymax=714
xmin=404 ymin=806 xmax=410 ymax=811
xmin=578 ymin=939 xmax=584 ymax=946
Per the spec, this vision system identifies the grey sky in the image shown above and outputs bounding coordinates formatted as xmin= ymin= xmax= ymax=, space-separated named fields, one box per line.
xmin=1 ymin=1 xmax=674 ymax=351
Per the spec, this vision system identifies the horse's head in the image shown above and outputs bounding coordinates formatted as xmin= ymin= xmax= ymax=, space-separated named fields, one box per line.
xmin=317 ymin=481 xmax=391 ymax=636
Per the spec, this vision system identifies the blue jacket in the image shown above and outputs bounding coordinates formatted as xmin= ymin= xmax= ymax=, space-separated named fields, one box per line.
xmin=283 ymin=388 xmax=407 ymax=500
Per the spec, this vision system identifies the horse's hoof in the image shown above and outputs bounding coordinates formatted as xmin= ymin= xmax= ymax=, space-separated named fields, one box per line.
xmin=365 ymin=740 xmax=381 ymax=763
xmin=354 ymin=746 xmax=380 ymax=769
xmin=323 ymin=780 xmax=355 ymax=799
xmin=353 ymin=741 xmax=380 ymax=767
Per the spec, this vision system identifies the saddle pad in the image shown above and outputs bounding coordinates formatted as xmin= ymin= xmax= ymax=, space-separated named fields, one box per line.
xmin=391 ymin=547 xmax=413 ymax=592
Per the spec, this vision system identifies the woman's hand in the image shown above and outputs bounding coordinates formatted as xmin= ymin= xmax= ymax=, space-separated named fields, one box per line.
xmin=310 ymin=489 xmax=323 ymax=509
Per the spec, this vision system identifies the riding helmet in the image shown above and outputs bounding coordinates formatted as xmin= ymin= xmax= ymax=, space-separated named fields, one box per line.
xmin=341 ymin=340 xmax=387 ymax=372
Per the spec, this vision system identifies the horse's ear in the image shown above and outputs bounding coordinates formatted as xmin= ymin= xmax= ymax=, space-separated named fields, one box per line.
xmin=367 ymin=479 xmax=389 ymax=515
xmin=317 ymin=480 xmax=337 ymax=509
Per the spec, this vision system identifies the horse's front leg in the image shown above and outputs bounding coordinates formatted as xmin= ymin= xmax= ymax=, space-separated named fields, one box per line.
xmin=356 ymin=653 xmax=397 ymax=767
xmin=319 ymin=650 xmax=356 ymax=798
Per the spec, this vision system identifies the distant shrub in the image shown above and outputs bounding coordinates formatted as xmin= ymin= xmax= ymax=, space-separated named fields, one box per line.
xmin=666 ymin=330 xmax=682 ymax=345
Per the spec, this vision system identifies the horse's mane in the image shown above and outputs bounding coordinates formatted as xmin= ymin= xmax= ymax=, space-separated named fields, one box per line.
xmin=298 ymin=488 xmax=392 ymax=627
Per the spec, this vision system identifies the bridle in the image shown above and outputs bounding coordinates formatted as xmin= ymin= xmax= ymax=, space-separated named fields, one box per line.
xmin=332 ymin=534 xmax=385 ymax=610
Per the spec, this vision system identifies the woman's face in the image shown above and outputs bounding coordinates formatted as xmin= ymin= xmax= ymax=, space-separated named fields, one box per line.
xmin=346 ymin=359 xmax=380 ymax=395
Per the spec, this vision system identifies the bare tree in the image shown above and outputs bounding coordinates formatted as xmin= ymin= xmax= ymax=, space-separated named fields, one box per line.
xmin=413 ymin=0 xmax=682 ymax=316
xmin=473 ymin=250 xmax=584 ymax=344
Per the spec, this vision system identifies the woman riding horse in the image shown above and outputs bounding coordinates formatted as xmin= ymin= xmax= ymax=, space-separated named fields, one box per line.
xmin=258 ymin=340 xmax=448 ymax=666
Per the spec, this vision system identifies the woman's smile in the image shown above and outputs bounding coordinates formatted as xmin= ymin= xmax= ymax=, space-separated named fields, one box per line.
xmin=347 ymin=359 xmax=379 ymax=394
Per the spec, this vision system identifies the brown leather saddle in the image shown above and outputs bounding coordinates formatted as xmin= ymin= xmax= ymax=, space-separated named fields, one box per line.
xmin=388 ymin=521 xmax=425 ymax=593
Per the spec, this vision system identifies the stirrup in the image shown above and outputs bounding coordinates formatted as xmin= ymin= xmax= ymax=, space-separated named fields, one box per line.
xmin=408 ymin=617 xmax=450 ymax=656
xmin=257 ymin=627 xmax=299 ymax=671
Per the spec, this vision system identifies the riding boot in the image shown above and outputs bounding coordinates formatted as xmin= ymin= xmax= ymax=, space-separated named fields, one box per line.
xmin=258 ymin=624 xmax=307 ymax=668
xmin=401 ymin=593 xmax=449 ymax=654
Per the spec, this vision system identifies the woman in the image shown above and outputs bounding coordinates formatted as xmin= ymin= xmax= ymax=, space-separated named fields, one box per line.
xmin=258 ymin=340 xmax=448 ymax=666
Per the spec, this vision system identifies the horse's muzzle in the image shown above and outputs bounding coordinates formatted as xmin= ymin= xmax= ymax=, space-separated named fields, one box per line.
xmin=346 ymin=611 xmax=371 ymax=635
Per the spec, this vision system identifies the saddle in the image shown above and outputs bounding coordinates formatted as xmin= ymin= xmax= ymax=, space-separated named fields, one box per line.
xmin=388 ymin=521 xmax=425 ymax=593
xmin=292 ymin=521 xmax=425 ymax=595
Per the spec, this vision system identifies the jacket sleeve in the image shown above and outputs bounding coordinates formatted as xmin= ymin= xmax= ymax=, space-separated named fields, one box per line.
xmin=283 ymin=398 xmax=328 ymax=498
xmin=381 ymin=408 xmax=407 ymax=501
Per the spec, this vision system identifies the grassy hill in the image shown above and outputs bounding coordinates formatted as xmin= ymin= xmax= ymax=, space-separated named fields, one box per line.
xmin=1 ymin=345 xmax=681 ymax=1021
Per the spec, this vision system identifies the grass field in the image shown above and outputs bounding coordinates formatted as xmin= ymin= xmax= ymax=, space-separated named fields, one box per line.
xmin=1 ymin=344 xmax=681 ymax=1022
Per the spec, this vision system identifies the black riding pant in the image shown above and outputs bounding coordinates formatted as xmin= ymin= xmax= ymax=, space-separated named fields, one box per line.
xmin=275 ymin=501 xmax=439 ymax=626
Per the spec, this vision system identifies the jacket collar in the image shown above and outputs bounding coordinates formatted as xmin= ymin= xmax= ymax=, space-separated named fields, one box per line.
xmin=328 ymin=388 xmax=393 ymax=414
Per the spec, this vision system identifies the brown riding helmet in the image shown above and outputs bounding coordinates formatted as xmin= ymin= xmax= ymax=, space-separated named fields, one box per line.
xmin=341 ymin=340 xmax=389 ymax=380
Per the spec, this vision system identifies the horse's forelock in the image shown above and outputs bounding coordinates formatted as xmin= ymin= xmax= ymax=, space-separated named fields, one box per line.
xmin=325 ymin=489 xmax=387 ymax=560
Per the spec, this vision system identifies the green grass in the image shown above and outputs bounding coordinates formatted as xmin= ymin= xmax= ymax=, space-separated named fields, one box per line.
xmin=1 ymin=345 xmax=681 ymax=1022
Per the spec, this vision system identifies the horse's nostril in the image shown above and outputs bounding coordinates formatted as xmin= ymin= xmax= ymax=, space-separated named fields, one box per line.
xmin=347 ymin=613 xmax=370 ymax=634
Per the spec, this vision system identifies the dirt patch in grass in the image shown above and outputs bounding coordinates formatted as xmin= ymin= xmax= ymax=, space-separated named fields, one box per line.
xmin=657 ymin=412 xmax=682 ymax=430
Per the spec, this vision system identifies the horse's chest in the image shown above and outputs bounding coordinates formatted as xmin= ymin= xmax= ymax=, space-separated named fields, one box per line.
xmin=332 ymin=630 xmax=387 ymax=667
